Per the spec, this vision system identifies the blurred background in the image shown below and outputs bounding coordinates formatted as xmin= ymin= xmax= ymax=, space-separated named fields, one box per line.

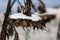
xmin=0 ymin=0 xmax=60 ymax=13
xmin=0 ymin=0 xmax=60 ymax=40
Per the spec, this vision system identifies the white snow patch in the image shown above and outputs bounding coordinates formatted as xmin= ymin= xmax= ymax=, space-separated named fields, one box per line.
xmin=15 ymin=26 xmax=26 ymax=40
xmin=0 ymin=13 xmax=4 ymax=34
xmin=9 ymin=12 xmax=42 ymax=21
xmin=46 ymin=8 xmax=57 ymax=13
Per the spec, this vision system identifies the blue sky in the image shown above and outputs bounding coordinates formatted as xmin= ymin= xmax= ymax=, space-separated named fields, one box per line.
xmin=0 ymin=0 xmax=60 ymax=13
xmin=43 ymin=0 xmax=60 ymax=7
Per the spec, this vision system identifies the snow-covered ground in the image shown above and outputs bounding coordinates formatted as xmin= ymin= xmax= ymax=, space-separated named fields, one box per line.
xmin=0 ymin=8 xmax=60 ymax=40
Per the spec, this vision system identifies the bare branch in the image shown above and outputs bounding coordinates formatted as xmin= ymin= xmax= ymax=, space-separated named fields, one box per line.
xmin=38 ymin=0 xmax=46 ymax=13
xmin=17 ymin=6 xmax=21 ymax=13
xmin=17 ymin=0 xmax=24 ymax=11
xmin=11 ymin=0 xmax=16 ymax=8
xmin=0 ymin=0 xmax=16 ymax=40
xmin=23 ymin=0 xmax=32 ymax=16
